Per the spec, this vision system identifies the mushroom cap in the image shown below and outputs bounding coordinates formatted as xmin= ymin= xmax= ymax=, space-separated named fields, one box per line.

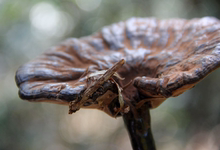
xmin=15 ymin=17 xmax=220 ymax=115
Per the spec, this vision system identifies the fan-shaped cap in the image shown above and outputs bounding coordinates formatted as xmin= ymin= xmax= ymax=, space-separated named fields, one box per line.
xmin=15 ymin=17 xmax=220 ymax=117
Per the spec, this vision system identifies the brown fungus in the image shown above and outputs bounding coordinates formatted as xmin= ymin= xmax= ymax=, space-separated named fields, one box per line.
xmin=15 ymin=17 xmax=220 ymax=117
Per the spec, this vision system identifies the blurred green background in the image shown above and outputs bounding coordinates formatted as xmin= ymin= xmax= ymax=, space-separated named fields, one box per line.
xmin=1 ymin=0 xmax=220 ymax=150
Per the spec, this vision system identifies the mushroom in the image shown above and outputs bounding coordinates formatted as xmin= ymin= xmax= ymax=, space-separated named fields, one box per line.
xmin=15 ymin=17 xmax=220 ymax=150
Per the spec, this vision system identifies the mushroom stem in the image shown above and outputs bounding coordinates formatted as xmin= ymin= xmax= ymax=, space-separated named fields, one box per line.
xmin=123 ymin=104 xmax=156 ymax=150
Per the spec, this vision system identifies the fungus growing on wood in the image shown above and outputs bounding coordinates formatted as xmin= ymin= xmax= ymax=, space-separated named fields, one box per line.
xmin=15 ymin=17 xmax=220 ymax=150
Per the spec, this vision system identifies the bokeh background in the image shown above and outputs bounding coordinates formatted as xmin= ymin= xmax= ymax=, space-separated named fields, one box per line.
xmin=1 ymin=0 xmax=220 ymax=150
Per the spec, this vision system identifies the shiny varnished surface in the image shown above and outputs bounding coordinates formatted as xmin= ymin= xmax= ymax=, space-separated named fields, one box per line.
xmin=15 ymin=17 xmax=220 ymax=113
xmin=123 ymin=104 xmax=156 ymax=150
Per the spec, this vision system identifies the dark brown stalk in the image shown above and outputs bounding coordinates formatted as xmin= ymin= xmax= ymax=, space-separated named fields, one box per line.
xmin=123 ymin=104 xmax=156 ymax=150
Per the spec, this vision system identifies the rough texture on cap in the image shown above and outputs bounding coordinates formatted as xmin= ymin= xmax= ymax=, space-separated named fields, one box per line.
xmin=15 ymin=17 xmax=220 ymax=109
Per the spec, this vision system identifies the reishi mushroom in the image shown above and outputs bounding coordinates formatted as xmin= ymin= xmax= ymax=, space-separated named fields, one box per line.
xmin=15 ymin=17 xmax=220 ymax=150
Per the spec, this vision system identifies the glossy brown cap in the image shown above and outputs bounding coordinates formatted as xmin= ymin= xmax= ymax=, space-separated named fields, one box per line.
xmin=15 ymin=17 xmax=220 ymax=112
